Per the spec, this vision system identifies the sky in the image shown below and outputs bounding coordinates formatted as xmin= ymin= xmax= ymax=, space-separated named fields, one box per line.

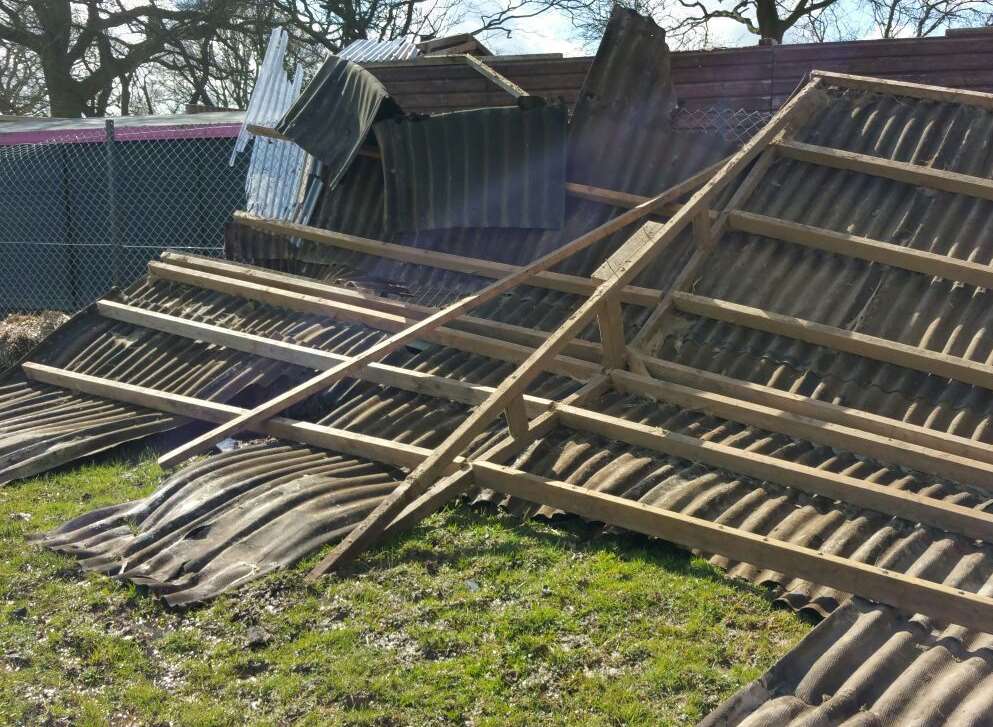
xmin=443 ymin=0 xmax=919 ymax=57
xmin=449 ymin=4 xmax=763 ymax=57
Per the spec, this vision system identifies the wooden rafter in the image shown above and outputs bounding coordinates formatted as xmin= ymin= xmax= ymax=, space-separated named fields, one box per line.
xmin=553 ymin=402 xmax=993 ymax=540
xmin=672 ymin=292 xmax=993 ymax=392
xmin=157 ymin=253 xmax=605 ymax=364
xmin=23 ymin=363 xmax=433 ymax=473
xmin=147 ymin=261 xmax=598 ymax=381
xmin=96 ymin=300 xmax=554 ymax=416
xmin=457 ymin=54 xmax=528 ymax=98
xmin=612 ymin=368 xmax=993 ymax=489
xmin=812 ymin=70 xmax=993 ymax=111
xmin=233 ymin=212 xmax=663 ymax=307
xmin=775 ymin=139 xmax=993 ymax=202
xmin=637 ymin=354 xmax=993 ymax=468
xmin=728 ymin=211 xmax=993 ymax=291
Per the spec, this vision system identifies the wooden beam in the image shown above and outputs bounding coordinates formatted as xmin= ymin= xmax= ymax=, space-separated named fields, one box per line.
xmin=596 ymin=293 xmax=627 ymax=370
xmin=776 ymin=140 xmax=993 ymax=202
xmin=148 ymin=261 xmax=599 ymax=382
xmin=630 ymin=148 xmax=780 ymax=354
xmin=377 ymin=374 xmax=610 ymax=542
xmin=246 ymin=123 xmax=289 ymax=142
xmin=555 ymin=402 xmax=993 ymax=541
xmin=639 ymin=354 xmax=993 ymax=469
xmin=504 ymin=396 xmax=530 ymax=439
xmin=672 ymin=292 xmax=993 ymax=392
xmin=304 ymin=78 xmax=829 ymax=576
xmin=567 ymin=156 xmax=729 ymax=217
xmin=611 ymin=368 xmax=993 ymax=492
xmin=460 ymin=54 xmax=528 ymax=98
xmin=158 ymin=155 xmax=710 ymax=469
xmin=567 ymin=182 xmax=658 ymax=211
xmin=22 ymin=363 xmax=435 ymax=473
xmin=232 ymin=211 xmax=662 ymax=308
xmin=97 ymin=300 xmax=553 ymax=417
xmin=812 ymin=70 xmax=993 ymax=111
xmin=159 ymin=252 xmax=604 ymax=364
xmin=471 ymin=461 xmax=993 ymax=633
xmin=728 ymin=211 xmax=993 ymax=290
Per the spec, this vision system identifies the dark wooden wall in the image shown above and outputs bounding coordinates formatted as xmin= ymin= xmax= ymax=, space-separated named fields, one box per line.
xmin=366 ymin=34 xmax=993 ymax=114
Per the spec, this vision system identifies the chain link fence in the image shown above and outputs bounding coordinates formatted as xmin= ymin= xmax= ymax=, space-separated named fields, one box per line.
xmin=0 ymin=121 xmax=249 ymax=314
xmin=673 ymin=106 xmax=773 ymax=143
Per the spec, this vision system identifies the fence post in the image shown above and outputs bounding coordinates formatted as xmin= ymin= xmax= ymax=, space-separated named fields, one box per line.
xmin=105 ymin=119 xmax=120 ymax=289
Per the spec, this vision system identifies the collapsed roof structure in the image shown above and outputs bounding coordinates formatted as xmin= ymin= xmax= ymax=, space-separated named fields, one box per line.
xmin=11 ymin=8 xmax=993 ymax=724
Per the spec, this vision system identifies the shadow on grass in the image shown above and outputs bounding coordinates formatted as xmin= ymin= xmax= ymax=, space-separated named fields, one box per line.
xmin=323 ymin=502 xmax=818 ymax=624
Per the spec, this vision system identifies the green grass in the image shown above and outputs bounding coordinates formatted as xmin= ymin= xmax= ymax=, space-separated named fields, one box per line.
xmin=0 ymin=451 xmax=811 ymax=726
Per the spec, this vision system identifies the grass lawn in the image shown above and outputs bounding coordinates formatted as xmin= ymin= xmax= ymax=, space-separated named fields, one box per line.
xmin=0 ymin=450 xmax=811 ymax=726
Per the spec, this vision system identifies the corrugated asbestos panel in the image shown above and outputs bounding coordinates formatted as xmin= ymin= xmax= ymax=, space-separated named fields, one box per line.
xmin=267 ymin=6 xmax=728 ymax=294
xmin=276 ymin=55 xmax=400 ymax=189
xmin=373 ymin=100 xmax=568 ymax=231
xmin=699 ymin=597 xmax=993 ymax=726
xmin=33 ymin=444 xmax=404 ymax=606
xmin=568 ymin=7 xmax=675 ymax=189
xmin=16 ymin=16 xmax=993 ymax=726
xmin=222 ymin=75 xmax=993 ymax=647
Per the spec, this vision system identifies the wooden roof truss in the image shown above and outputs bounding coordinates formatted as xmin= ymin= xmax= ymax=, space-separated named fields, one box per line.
xmin=27 ymin=71 xmax=993 ymax=633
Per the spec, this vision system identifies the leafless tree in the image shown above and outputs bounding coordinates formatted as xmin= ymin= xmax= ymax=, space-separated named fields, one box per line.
xmin=569 ymin=0 xmax=992 ymax=47
xmin=0 ymin=40 xmax=46 ymax=114
xmin=867 ymin=0 xmax=992 ymax=36
xmin=0 ymin=0 xmax=259 ymax=117
xmin=0 ymin=0 xmax=584 ymax=117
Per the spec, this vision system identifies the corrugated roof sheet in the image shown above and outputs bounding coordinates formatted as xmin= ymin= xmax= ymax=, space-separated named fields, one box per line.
xmin=339 ymin=38 xmax=419 ymax=63
xmin=23 ymin=7 xmax=736 ymax=604
xmin=699 ymin=596 xmax=993 ymax=726
xmin=374 ymin=101 xmax=568 ymax=231
xmin=276 ymin=55 xmax=400 ymax=189
xmin=234 ymin=27 xmax=312 ymax=220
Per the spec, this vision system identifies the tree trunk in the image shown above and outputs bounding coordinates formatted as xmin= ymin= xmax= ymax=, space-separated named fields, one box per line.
xmin=755 ymin=0 xmax=787 ymax=41
xmin=40 ymin=58 xmax=87 ymax=117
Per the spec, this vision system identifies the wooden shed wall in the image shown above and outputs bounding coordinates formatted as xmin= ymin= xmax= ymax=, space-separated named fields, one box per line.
xmin=365 ymin=34 xmax=993 ymax=114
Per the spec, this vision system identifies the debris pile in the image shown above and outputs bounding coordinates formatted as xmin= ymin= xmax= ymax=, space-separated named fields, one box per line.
xmin=9 ymin=7 xmax=993 ymax=724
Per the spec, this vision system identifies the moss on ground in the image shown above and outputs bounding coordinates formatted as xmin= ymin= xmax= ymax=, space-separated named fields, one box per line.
xmin=0 ymin=451 xmax=810 ymax=726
